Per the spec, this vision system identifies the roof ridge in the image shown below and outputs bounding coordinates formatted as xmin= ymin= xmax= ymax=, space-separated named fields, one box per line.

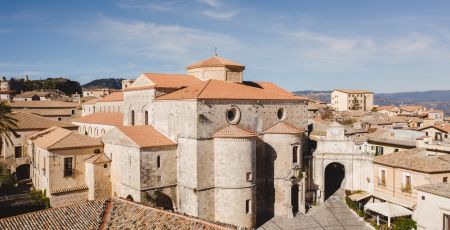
xmin=196 ymin=79 xmax=212 ymax=98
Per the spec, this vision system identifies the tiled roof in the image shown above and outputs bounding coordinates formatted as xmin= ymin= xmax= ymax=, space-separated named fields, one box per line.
xmin=263 ymin=122 xmax=305 ymax=135
xmin=10 ymin=112 xmax=77 ymax=130
xmin=415 ymin=183 xmax=450 ymax=199
xmin=96 ymin=92 xmax=123 ymax=102
xmin=30 ymin=127 xmax=103 ymax=150
xmin=419 ymin=123 xmax=450 ymax=133
xmin=117 ymin=125 xmax=176 ymax=148
xmin=143 ymin=73 xmax=201 ymax=89
xmin=73 ymin=112 xmax=123 ymax=126
xmin=85 ymin=153 xmax=111 ymax=164
xmin=14 ymin=91 xmax=59 ymax=98
xmin=17 ymin=108 xmax=73 ymax=117
xmin=376 ymin=105 xmax=398 ymax=111
xmin=0 ymin=198 xmax=107 ymax=230
xmin=50 ymin=184 xmax=89 ymax=195
xmin=252 ymin=81 xmax=294 ymax=95
xmin=400 ymin=105 xmax=424 ymax=112
xmin=0 ymin=198 xmax=234 ymax=230
xmin=9 ymin=100 xmax=78 ymax=108
xmin=156 ymin=79 xmax=306 ymax=101
xmin=310 ymin=117 xmax=332 ymax=126
xmin=373 ymin=148 xmax=450 ymax=174
xmin=213 ymin=125 xmax=256 ymax=138
xmin=335 ymin=89 xmax=373 ymax=94
xmin=186 ymin=55 xmax=244 ymax=70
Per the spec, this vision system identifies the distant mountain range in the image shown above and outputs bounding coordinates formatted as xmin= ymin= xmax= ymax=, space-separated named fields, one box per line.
xmin=82 ymin=78 xmax=124 ymax=90
xmin=294 ymin=90 xmax=450 ymax=115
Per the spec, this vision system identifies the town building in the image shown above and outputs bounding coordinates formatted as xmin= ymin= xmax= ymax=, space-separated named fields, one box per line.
xmin=8 ymin=100 xmax=80 ymax=121
xmin=82 ymin=88 xmax=120 ymax=98
xmin=414 ymin=183 xmax=450 ymax=230
xmin=331 ymin=89 xmax=374 ymax=112
xmin=372 ymin=148 xmax=450 ymax=211
xmin=0 ymin=112 xmax=77 ymax=180
xmin=376 ymin=105 xmax=400 ymax=117
xmin=28 ymin=127 xmax=106 ymax=208
xmin=13 ymin=91 xmax=64 ymax=101
xmin=418 ymin=123 xmax=450 ymax=142
xmin=0 ymin=77 xmax=12 ymax=101
xmin=73 ymin=112 xmax=123 ymax=138
xmin=98 ymin=55 xmax=310 ymax=228
xmin=94 ymin=91 xmax=123 ymax=113
xmin=427 ymin=110 xmax=445 ymax=122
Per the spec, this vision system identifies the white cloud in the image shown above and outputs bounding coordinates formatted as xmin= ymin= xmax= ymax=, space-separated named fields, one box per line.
xmin=198 ymin=0 xmax=221 ymax=8
xmin=201 ymin=10 xmax=238 ymax=19
xmin=72 ymin=15 xmax=240 ymax=60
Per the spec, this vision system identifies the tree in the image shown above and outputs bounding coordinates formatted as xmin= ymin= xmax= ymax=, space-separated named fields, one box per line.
xmin=351 ymin=97 xmax=360 ymax=110
xmin=0 ymin=101 xmax=18 ymax=146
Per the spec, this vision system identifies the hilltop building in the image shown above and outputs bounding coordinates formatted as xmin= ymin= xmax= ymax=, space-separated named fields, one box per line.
xmin=331 ymin=89 xmax=374 ymax=112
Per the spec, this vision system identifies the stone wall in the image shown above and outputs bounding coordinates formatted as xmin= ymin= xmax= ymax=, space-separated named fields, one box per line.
xmin=50 ymin=190 xmax=88 ymax=208
xmin=123 ymin=89 xmax=154 ymax=126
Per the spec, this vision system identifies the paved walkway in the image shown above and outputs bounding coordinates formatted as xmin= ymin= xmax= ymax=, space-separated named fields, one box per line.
xmin=258 ymin=189 xmax=373 ymax=230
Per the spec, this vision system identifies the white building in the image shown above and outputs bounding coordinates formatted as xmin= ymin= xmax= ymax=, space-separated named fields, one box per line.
xmin=331 ymin=89 xmax=374 ymax=112
xmin=414 ymin=183 xmax=450 ymax=230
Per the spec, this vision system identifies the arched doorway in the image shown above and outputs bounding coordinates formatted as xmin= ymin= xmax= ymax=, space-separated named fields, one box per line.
xmin=291 ymin=184 xmax=299 ymax=215
xmin=16 ymin=164 xmax=30 ymax=181
xmin=324 ymin=162 xmax=345 ymax=200
xmin=126 ymin=195 xmax=134 ymax=201
xmin=31 ymin=95 xmax=40 ymax=101
xmin=155 ymin=192 xmax=174 ymax=211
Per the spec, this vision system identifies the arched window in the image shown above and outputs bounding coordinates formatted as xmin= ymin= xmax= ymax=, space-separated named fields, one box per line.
xmin=145 ymin=111 xmax=149 ymax=125
xmin=131 ymin=110 xmax=135 ymax=126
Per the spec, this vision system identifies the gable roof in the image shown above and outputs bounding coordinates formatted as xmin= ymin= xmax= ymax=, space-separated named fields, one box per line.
xmin=373 ymin=148 xmax=450 ymax=174
xmin=143 ymin=73 xmax=201 ymax=89
xmin=419 ymin=123 xmax=450 ymax=133
xmin=85 ymin=152 xmax=111 ymax=164
xmin=29 ymin=127 xmax=103 ymax=151
xmin=96 ymin=92 xmax=123 ymax=102
xmin=73 ymin=112 xmax=123 ymax=126
xmin=116 ymin=125 xmax=176 ymax=148
xmin=263 ymin=122 xmax=305 ymax=135
xmin=10 ymin=111 xmax=77 ymax=131
xmin=400 ymin=105 xmax=424 ymax=112
xmin=0 ymin=198 xmax=233 ymax=230
xmin=186 ymin=55 xmax=244 ymax=70
xmin=156 ymin=79 xmax=307 ymax=101
xmin=415 ymin=183 xmax=450 ymax=199
xmin=213 ymin=125 xmax=256 ymax=138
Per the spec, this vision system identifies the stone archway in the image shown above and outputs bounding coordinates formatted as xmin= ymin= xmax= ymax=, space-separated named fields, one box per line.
xmin=16 ymin=164 xmax=30 ymax=181
xmin=324 ymin=162 xmax=345 ymax=200
xmin=126 ymin=194 xmax=134 ymax=201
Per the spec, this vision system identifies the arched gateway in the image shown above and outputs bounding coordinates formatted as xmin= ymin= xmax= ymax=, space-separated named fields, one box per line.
xmin=16 ymin=164 xmax=30 ymax=181
xmin=313 ymin=122 xmax=374 ymax=203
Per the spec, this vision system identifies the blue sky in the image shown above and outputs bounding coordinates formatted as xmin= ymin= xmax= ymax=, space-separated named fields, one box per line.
xmin=1 ymin=0 xmax=450 ymax=93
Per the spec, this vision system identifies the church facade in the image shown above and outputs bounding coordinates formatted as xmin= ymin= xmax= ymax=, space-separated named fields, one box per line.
xmin=101 ymin=56 xmax=310 ymax=228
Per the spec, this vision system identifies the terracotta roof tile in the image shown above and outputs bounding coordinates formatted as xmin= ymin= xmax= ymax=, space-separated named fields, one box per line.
xmin=0 ymin=198 xmax=107 ymax=230
xmin=143 ymin=73 xmax=201 ymax=89
xmin=96 ymin=92 xmax=123 ymax=102
xmin=419 ymin=123 xmax=450 ymax=133
xmin=263 ymin=122 xmax=305 ymax=135
xmin=0 ymin=198 xmax=234 ymax=230
xmin=30 ymin=127 xmax=103 ymax=150
xmin=156 ymin=79 xmax=306 ymax=101
xmin=8 ymin=100 xmax=78 ymax=108
xmin=400 ymin=105 xmax=424 ymax=112
xmin=10 ymin=111 xmax=77 ymax=130
xmin=415 ymin=183 xmax=450 ymax=199
xmin=374 ymin=148 xmax=450 ymax=173
xmin=213 ymin=125 xmax=256 ymax=138
xmin=186 ymin=55 xmax=244 ymax=70
xmin=73 ymin=112 xmax=123 ymax=126
xmin=117 ymin=125 xmax=176 ymax=148
xmin=50 ymin=184 xmax=89 ymax=195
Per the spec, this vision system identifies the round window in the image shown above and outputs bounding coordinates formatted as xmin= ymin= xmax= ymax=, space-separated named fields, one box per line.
xmin=103 ymin=164 xmax=108 ymax=169
xmin=226 ymin=107 xmax=241 ymax=124
xmin=277 ymin=108 xmax=285 ymax=120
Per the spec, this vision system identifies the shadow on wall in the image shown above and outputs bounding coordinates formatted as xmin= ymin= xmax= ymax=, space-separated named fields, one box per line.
xmin=324 ymin=162 xmax=345 ymax=201
xmin=256 ymin=142 xmax=276 ymax=227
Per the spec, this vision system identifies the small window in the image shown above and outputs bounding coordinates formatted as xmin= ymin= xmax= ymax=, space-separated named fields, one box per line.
xmin=245 ymin=199 xmax=251 ymax=214
xmin=157 ymin=156 xmax=161 ymax=169
xmin=103 ymin=164 xmax=108 ymax=169
xmin=14 ymin=146 xmax=22 ymax=158
xmin=246 ymin=172 xmax=252 ymax=181
xmin=71 ymin=110 xmax=75 ymax=115
xmin=444 ymin=177 xmax=448 ymax=183
xmin=131 ymin=110 xmax=135 ymax=126
xmin=157 ymin=176 xmax=162 ymax=182
xmin=421 ymin=196 xmax=425 ymax=200
xmin=277 ymin=108 xmax=285 ymax=120
xmin=58 ymin=118 xmax=62 ymax=121
xmin=394 ymin=149 xmax=399 ymax=152
xmin=226 ymin=106 xmax=241 ymax=124
xmin=144 ymin=111 xmax=149 ymax=125
xmin=292 ymin=146 xmax=298 ymax=164
xmin=64 ymin=157 xmax=73 ymax=177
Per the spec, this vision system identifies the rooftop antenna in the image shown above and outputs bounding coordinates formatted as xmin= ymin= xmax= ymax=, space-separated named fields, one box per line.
xmin=214 ymin=47 xmax=218 ymax=56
